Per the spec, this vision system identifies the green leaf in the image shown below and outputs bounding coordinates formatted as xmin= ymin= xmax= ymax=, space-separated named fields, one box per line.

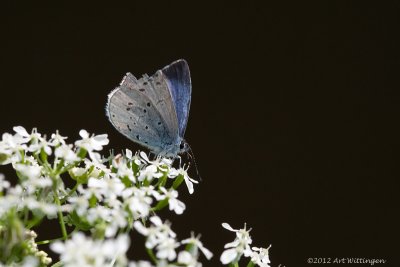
xmin=121 ymin=175 xmax=133 ymax=187
xmin=131 ymin=161 xmax=140 ymax=176
xmin=89 ymin=194 xmax=97 ymax=207
xmin=0 ymin=153 xmax=9 ymax=164
xmin=40 ymin=148 xmax=48 ymax=163
xmin=153 ymin=198 xmax=169 ymax=211
xmin=51 ymin=261 xmax=63 ymax=267
xmin=76 ymin=148 xmax=87 ymax=159
xmin=172 ymin=174 xmax=184 ymax=189
xmin=158 ymin=172 xmax=168 ymax=187
xmin=65 ymin=211 xmax=92 ymax=231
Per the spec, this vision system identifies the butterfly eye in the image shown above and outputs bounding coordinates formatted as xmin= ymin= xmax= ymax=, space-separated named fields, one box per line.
xmin=180 ymin=142 xmax=185 ymax=150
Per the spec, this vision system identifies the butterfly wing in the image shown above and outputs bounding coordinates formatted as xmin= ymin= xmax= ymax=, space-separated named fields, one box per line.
xmin=106 ymin=72 xmax=180 ymax=154
xmin=161 ymin=59 xmax=192 ymax=137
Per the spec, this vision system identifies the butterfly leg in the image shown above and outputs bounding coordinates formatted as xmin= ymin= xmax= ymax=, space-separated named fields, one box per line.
xmin=148 ymin=151 xmax=157 ymax=160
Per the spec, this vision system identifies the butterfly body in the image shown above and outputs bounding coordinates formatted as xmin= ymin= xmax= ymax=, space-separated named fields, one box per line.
xmin=106 ymin=59 xmax=191 ymax=157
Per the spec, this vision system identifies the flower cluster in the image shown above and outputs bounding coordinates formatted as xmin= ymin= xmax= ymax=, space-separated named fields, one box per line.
xmin=50 ymin=233 xmax=130 ymax=267
xmin=0 ymin=127 xmax=204 ymax=266
xmin=220 ymin=223 xmax=271 ymax=267
xmin=132 ymin=216 xmax=213 ymax=267
xmin=0 ymin=126 xmax=272 ymax=267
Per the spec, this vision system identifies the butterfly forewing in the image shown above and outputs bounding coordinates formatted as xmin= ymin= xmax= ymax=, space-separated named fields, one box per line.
xmin=161 ymin=59 xmax=192 ymax=137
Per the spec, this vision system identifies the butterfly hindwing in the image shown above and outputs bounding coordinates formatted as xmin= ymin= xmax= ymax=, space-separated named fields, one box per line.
xmin=107 ymin=73 xmax=178 ymax=154
xmin=137 ymin=71 xmax=180 ymax=140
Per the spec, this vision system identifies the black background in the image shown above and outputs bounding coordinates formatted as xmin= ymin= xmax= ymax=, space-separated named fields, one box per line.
xmin=1 ymin=1 xmax=399 ymax=266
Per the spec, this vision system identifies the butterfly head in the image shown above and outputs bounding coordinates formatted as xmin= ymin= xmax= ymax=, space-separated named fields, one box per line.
xmin=157 ymin=139 xmax=189 ymax=157
xmin=179 ymin=139 xmax=190 ymax=154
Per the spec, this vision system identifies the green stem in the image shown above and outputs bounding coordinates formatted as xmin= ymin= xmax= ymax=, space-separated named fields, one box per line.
xmin=37 ymin=236 xmax=65 ymax=245
xmin=54 ymin=189 xmax=68 ymax=240
xmin=146 ymin=248 xmax=158 ymax=265
xmin=60 ymin=182 xmax=79 ymax=204
xmin=26 ymin=215 xmax=44 ymax=229
xmin=23 ymin=208 xmax=29 ymax=224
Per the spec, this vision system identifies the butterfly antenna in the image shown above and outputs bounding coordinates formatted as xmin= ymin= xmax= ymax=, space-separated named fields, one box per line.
xmin=185 ymin=142 xmax=202 ymax=181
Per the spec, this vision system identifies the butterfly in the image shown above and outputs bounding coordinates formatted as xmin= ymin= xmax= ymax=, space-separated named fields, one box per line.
xmin=106 ymin=59 xmax=192 ymax=158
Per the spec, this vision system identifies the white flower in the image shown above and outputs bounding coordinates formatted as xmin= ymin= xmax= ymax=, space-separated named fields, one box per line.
xmin=113 ymin=157 xmax=136 ymax=183
xmin=27 ymin=130 xmax=52 ymax=156
xmin=51 ymin=232 xmax=129 ymax=267
xmin=133 ymin=216 xmax=176 ymax=250
xmin=24 ymin=197 xmax=58 ymax=216
xmin=181 ymin=233 xmax=213 ymax=260
xmin=49 ymin=130 xmax=67 ymax=146
xmin=88 ymin=176 xmax=125 ymax=200
xmin=13 ymin=126 xmax=32 ymax=144
xmin=128 ymin=261 xmax=154 ymax=267
xmin=220 ymin=248 xmax=238 ymax=265
xmin=69 ymin=167 xmax=87 ymax=178
xmin=249 ymin=246 xmax=271 ymax=267
xmin=0 ymin=185 xmax=23 ymax=217
xmin=68 ymin=192 xmax=90 ymax=216
xmin=168 ymin=166 xmax=198 ymax=194
xmin=83 ymin=158 xmax=112 ymax=179
xmin=86 ymin=205 xmax=112 ymax=224
xmin=12 ymin=127 xmax=51 ymax=156
xmin=0 ymin=173 xmax=10 ymax=192
xmin=220 ymin=223 xmax=253 ymax=265
xmin=154 ymin=187 xmax=186 ymax=215
xmin=0 ymin=132 xmax=28 ymax=164
xmin=139 ymin=151 xmax=172 ymax=172
xmin=105 ymin=201 xmax=128 ymax=237
xmin=138 ymin=164 xmax=163 ymax=182
xmin=55 ymin=144 xmax=80 ymax=163
xmin=21 ymin=256 xmax=39 ymax=267
xmin=133 ymin=216 xmax=180 ymax=261
xmin=155 ymin=237 xmax=179 ymax=261
xmin=125 ymin=149 xmax=142 ymax=166
xmin=122 ymin=187 xmax=154 ymax=218
xmin=177 ymin=251 xmax=202 ymax=267
xmin=21 ymin=176 xmax=53 ymax=195
xmin=75 ymin=130 xmax=109 ymax=161
xmin=2 ymin=184 xmax=57 ymax=217
xmin=14 ymin=163 xmax=42 ymax=180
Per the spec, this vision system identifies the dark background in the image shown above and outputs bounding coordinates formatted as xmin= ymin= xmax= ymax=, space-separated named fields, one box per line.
xmin=1 ymin=1 xmax=399 ymax=266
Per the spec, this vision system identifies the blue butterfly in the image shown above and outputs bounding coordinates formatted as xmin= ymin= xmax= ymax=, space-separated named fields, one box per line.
xmin=106 ymin=59 xmax=192 ymax=158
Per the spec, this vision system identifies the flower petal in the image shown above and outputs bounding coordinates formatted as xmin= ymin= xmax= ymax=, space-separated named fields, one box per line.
xmin=220 ymin=248 xmax=238 ymax=264
xmin=222 ymin=223 xmax=237 ymax=232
